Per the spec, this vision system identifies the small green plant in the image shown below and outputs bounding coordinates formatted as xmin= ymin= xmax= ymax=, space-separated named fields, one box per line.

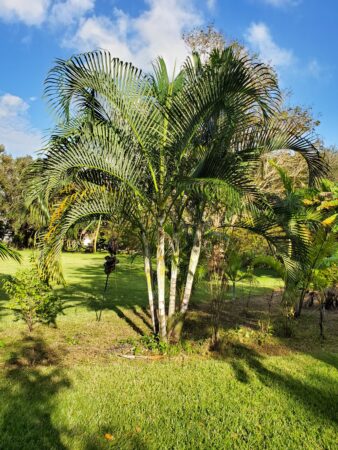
xmin=257 ymin=319 xmax=274 ymax=345
xmin=258 ymin=319 xmax=273 ymax=335
xmin=139 ymin=334 xmax=169 ymax=354
xmin=65 ymin=335 xmax=80 ymax=346
xmin=2 ymin=268 xmax=63 ymax=332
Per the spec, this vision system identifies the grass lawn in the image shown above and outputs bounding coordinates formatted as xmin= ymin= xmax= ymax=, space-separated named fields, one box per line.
xmin=0 ymin=251 xmax=337 ymax=449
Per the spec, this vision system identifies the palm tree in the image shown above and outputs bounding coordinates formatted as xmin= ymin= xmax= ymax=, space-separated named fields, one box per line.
xmin=28 ymin=48 xmax=325 ymax=340
xmin=222 ymin=250 xmax=251 ymax=301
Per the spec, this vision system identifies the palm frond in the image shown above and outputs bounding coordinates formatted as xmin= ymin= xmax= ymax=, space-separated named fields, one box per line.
xmin=0 ymin=243 xmax=21 ymax=262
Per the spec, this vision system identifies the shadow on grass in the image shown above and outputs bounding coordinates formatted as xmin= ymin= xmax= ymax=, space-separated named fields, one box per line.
xmin=111 ymin=305 xmax=145 ymax=336
xmin=0 ymin=335 xmax=151 ymax=449
xmin=312 ymin=351 xmax=338 ymax=370
xmin=0 ymin=335 xmax=70 ymax=450
xmin=130 ymin=306 xmax=153 ymax=332
xmin=213 ymin=342 xmax=338 ymax=426
xmin=56 ymin=258 xmax=153 ymax=335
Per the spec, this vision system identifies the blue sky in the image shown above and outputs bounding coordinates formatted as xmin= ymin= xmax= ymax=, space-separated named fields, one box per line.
xmin=0 ymin=0 xmax=337 ymax=156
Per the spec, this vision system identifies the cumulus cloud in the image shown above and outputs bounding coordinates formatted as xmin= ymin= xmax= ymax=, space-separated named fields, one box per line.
xmin=0 ymin=93 xmax=43 ymax=156
xmin=0 ymin=94 xmax=29 ymax=118
xmin=49 ymin=0 xmax=95 ymax=26
xmin=68 ymin=14 xmax=134 ymax=62
xmin=0 ymin=0 xmax=50 ymax=26
xmin=66 ymin=0 xmax=202 ymax=73
xmin=246 ymin=22 xmax=294 ymax=67
xmin=0 ymin=0 xmax=94 ymax=27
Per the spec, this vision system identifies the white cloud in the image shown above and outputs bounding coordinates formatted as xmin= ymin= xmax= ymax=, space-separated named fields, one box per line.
xmin=0 ymin=0 xmax=93 ymax=27
xmin=262 ymin=0 xmax=300 ymax=7
xmin=66 ymin=0 xmax=202 ymax=73
xmin=68 ymin=14 xmax=134 ymax=62
xmin=206 ymin=0 xmax=216 ymax=10
xmin=0 ymin=93 xmax=43 ymax=156
xmin=0 ymin=94 xmax=29 ymax=118
xmin=50 ymin=0 xmax=95 ymax=26
xmin=0 ymin=0 xmax=50 ymax=26
xmin=246 ymin=22 xmax=294 ymax=67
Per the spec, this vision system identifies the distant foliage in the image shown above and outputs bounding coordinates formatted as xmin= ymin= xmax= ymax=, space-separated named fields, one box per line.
xmin=0 ymin=146 xmax=36 ymax=247
xmin=2 ymin=268 xmax=63 ymax=331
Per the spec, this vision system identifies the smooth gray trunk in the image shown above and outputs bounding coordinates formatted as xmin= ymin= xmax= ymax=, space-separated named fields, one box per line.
xmin=157 ymin=223 xmax=167 ymax=340
xmin=168 ymin=235 xmax=179 ymax=319
xmin=180 ymin=223 xmax=203 ymax=315
xmin=141 ymin=232 xmax=158 ymax=334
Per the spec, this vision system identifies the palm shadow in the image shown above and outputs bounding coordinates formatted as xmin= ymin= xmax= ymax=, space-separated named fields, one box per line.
xmin=57 ymin=256 xmax=153 ymax=335
xmin=214 ymin=342 xmax=338 ymax=426
xmin=0 ymin=335 xmax=71 ymax=450
xmin=111 ymin=305 xmax=145 ymax=336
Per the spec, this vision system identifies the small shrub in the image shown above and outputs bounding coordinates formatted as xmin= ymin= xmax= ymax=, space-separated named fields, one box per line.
xmin=2 ymin=268 xmax=63 ymax=332
xmin=274 ymin=316 xmax=295 ymax=338
xmin=139 ymin=334 xmax=169 ymax=354
xmin=257 ymin=319 xmax=274 ymax=345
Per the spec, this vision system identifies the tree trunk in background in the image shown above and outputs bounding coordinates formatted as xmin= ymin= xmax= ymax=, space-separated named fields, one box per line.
xmin=168 ymin=235 xmax=179 ymax=319
xmin=180 ymin=223 xmax=203 ymax=315
xmin=294 ymin=288 xmax=306 ymax=318
xmin=319 ymin=297 xmax=325 ymax=339
xmin=142 ymin=232 xmax=158 ymax=334
xmin=92 ymin=216 xmax=101 ymax=253
xmin=157 ymin=221 xmax=167 ymax=341
xmin=232 ymin=281 xmax=236 ymax=301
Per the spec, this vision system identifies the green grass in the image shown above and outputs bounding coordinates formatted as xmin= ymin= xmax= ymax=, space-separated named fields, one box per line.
xmin=0 ymin=251 xmax=337 ymax=449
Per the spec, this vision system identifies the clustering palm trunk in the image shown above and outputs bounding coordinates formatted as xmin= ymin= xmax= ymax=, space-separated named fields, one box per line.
xmin=157 ymin=219 xmax=167 ymax=340
xmin=141 ymin=232 xmax=158 ymax=334
xmin=180 ymin=223 xmax=203 ymax=316
xmin=168 ymin=235 xmax=179 ymax=319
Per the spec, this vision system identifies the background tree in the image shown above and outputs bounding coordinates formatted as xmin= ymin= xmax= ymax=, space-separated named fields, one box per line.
xmin=0 ymin=146 xmax=36 ymax=247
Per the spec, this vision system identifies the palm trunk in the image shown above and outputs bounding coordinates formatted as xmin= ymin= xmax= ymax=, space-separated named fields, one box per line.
xmin=232 ymin=281 xmax=236 ymax=301
xmin=296 ymin=233 xmax=328 ymax=318
xmin=295 ymin=288 xmax=306 ymax=318
xmin=168 ymin=235 xmax=179 ymax=319
xmin=180 ymin=222 xmax=203 ymax=315
xmin=170 ymin=223 xmax=202 ymax=341
xmin=157 ymin=221 xmax=167 ymax=341
xmin=141 ymin=232 xmax=158 ymax=334
xmin=319 ymin=294 xmax=325 ymax=339
xmin=92 ymin=215 xmax=101 ymax=253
